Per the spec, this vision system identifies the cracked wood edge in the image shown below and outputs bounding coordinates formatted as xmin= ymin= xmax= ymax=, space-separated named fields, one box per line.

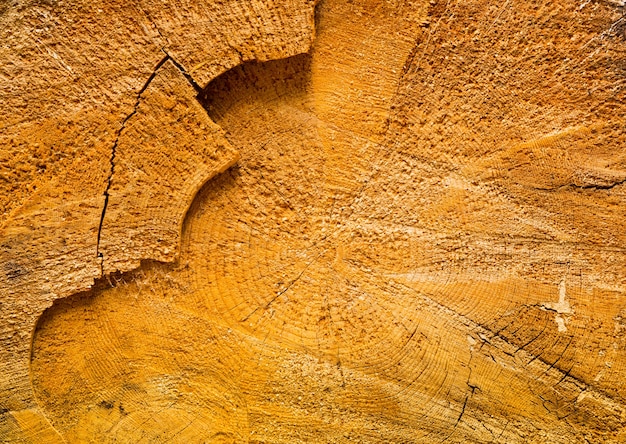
xmin=98 ymin=58 xmax=241 ymax=275
xmin=0 ymin=1 xmax=318 ymax=441
xmin=3 ymin=0 xmax=626 ymax=441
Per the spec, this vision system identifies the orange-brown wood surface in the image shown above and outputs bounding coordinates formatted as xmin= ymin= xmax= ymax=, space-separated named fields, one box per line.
xmin=2 ymin=0 xmax=626 ymax=442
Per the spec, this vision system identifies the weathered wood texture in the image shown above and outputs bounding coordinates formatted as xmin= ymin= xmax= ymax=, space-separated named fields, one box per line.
xmin=2 ymin=0 xmax=626 ymax=442
xmin=0 ymin=0 xmax=316 ymax=441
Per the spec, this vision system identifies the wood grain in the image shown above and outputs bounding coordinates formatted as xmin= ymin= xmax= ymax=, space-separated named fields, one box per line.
xmin=3 ymin=0 xmax=626 ymax=442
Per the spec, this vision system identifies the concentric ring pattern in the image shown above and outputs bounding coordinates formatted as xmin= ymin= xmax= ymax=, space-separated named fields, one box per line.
xmin=31 ymin=0 xmax=626 ymax=442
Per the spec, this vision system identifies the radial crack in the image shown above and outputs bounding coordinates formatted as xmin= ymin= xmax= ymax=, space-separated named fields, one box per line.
xmin=163 ymin=50 xmax=203 ymax=94
xmin=96 ymin=53 xmax=201 ymax=275
xmin=393 ymin=280 xmax=592 ymax=392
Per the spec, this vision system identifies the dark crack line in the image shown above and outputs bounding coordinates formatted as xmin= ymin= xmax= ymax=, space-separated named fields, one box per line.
xmin=532 ymin=177 xmax=626 ymax=192
xmin=240 ymin=250 xmax=325 ymax=323
xmin=576 ymin=177 xmax=626 ymax=190
xmin=456 ymin=395 xmax=469 ymax=427
xmin=494 ymin=419 xmax=510 ymax=443
xmin=162 ymin=49 xmax=203 ymax=95
xmin=514 ymin=309 xmax=550 ymax=354
xmin=439 ymin=393 xmax=470 ymax=443
xmin=438 ymin=350 xmax=480 ymax=442
xmin=143 ymin=12 xmax=204 ymax=95
xmin=227 ymin=43 xmax=245 ymax=64
xmin=556 ymin=362 xmax=576 ymax=386
xmin=542 ymin=335 xmax=574 ymax=378
xmin=96 ymin=53 xmax=201 ymax=274
xmin=453 ymin=351 xmax=478 ymax=435
xmin=393 ymin=280 xmax=595 ymax=393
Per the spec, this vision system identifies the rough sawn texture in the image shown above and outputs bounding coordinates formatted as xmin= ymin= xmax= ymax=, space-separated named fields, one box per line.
xmin=0 ymin=0 xmax=316 ymax=441
xmin=3 ymin=0 xmax=626 ymax=442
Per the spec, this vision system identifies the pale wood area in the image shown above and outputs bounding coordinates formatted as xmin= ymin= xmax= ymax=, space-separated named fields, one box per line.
xmin=2 ymin=0 xmax=626 ymax=443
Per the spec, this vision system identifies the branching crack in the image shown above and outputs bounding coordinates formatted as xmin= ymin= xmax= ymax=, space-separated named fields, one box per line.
xmin=394 ymin=281 xmax=596 ymax=395
xmin=96 ymin=52 xmax=203 ymax=275
xmin=163 ymin=50 xmax=203 ymax=95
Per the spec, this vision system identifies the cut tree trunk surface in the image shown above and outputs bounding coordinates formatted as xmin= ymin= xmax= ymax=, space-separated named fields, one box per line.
xmin=2 ymin=0 xmax=626 ymax=443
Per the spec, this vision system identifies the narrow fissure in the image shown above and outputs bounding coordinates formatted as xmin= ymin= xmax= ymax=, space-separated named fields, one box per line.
xmin=163 ymin=50 xmax=204 ymax=95
xmin=577 ymin=177 xmax=626 ymax=191
xmin=96 ymin=53 xmax=201 ymax=274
